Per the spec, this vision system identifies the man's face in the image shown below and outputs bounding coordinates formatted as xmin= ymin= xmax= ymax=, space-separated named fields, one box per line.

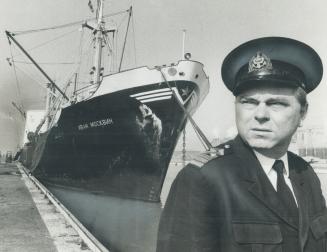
xmin=235 ymin=85 xmax=306 ymax=156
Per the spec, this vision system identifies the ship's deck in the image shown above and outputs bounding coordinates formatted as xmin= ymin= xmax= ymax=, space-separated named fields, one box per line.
xmin=0 ymin=162 xmax=93 ymax=252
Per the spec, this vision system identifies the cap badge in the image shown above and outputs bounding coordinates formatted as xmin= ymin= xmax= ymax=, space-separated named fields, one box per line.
xmin=248 ymin=52 xmax=273 ymax=73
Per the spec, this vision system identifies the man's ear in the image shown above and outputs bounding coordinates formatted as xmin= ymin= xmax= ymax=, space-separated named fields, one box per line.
xmin=300 ymin=103 xmax=308 ymax=121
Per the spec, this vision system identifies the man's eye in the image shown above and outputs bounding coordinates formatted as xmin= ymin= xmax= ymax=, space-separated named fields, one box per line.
xmin=269 ymin=102 xmax=288 ymax=107
xmin=240 ymin=99 xmax=256 ymax=105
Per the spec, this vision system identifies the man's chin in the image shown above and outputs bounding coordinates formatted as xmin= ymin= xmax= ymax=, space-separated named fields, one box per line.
xmin=245 ymin=138 xmax=275 ymax=150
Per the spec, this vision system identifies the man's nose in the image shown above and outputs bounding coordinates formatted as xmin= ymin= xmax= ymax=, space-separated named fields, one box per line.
xmin=254 ymin=103 xmax=269 ymax=123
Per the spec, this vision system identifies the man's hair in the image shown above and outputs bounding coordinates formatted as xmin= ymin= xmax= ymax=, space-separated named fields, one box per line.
xmin=293 ymin=87 xmax=308 ymax=113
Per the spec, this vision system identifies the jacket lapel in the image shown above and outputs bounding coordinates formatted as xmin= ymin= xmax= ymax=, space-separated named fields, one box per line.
xmin=288 ymin=153 xmax=309 ymax=251
xmin=232 ymin=136 xmax=298 ymax=229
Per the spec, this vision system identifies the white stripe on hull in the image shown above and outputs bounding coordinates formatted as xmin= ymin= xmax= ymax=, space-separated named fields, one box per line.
xmin=133 ymin=91 xmax=172 ymax=100
xmin=130 ymin=88 xmax=172 ymax=97
xmin=130 ymin=87 xmax=184 ymax=104
xmin=140 ymin=96 xmax=172 ymax=103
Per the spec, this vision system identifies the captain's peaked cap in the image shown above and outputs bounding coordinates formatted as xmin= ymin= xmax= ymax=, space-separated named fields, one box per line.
xmin=221 ymin=37 xmax=323 ymax=95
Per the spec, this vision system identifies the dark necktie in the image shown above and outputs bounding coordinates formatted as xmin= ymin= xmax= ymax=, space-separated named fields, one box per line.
xmin=272 ymin=160 xmax=298 ymax=223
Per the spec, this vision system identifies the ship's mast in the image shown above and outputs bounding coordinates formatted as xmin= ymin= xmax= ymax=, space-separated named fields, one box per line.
xmin=93 ymin=0 xmax=104 ymax=86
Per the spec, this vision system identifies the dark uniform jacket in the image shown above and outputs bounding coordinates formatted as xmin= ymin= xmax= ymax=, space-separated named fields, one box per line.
xmin=157 ymin=136 xmax=327 ymax=252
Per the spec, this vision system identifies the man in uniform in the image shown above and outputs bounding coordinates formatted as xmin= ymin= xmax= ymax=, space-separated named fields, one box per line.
xmin=156 ymin=37 xmax=327 ymax=252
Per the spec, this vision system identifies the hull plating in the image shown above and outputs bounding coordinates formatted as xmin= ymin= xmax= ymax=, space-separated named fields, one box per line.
xmin=31 ymin=81 xmax=196 ymax=202
xmin=48 ymin=186 xmax=161 ymax=252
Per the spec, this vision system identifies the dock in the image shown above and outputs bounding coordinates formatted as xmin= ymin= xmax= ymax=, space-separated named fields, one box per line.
xmin=0 ymin=162 xmax=107 ymax=252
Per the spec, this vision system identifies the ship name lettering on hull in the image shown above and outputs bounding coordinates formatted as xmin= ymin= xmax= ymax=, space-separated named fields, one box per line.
xmin=78 ymin=118 xmax=113 ymax=131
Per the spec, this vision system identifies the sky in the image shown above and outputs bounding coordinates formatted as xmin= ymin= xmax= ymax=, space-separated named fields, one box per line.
xmin=0 ymin=0 xmax=327 ymax=152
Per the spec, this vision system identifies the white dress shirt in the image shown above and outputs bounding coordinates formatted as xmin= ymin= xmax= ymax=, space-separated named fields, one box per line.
xmin=253 ymin=150 xmax=298 ymax=206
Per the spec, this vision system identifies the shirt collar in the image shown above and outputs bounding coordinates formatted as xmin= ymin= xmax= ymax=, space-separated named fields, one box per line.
xmin=253 ymin=150 xmax=289 ymax=177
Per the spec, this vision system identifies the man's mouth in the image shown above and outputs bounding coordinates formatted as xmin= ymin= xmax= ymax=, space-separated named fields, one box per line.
xmin=251 ymin=128 xmax=272 ymax=132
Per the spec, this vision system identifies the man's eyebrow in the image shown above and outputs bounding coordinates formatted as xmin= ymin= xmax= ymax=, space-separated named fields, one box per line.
xmin=237 ymin=94 xmax=248 ymax=99
xmin=237 ymin=95 xmax=257 ymax=101
xmin=265 ymin=97 xmax=290 ymax=103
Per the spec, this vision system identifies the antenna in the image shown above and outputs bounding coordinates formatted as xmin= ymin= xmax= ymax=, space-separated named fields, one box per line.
xmin=182 ymin=29 xmax=186 ymax=59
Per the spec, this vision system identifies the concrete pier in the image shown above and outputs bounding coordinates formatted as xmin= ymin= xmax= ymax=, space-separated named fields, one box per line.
xmin=0 ymin=163 xmax=57 ymax=251
xmin=0 ymin=163 xmax=92 ymax=252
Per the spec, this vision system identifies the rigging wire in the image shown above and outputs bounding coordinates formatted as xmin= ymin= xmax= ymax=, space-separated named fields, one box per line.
xmin=102 ymin=33 xmax=115 ymax=73
xmin=77 ymin=26 xmax=87 ymax=67
xmin=72 ymin=25 xmax=87 ymax=99
xmin=75 ymin=83 xmax=97 ymax=94
xmin=35 ymin=86 xmax=65 ymax=134
xmin=10 ymin=28 xmax=79 ymax=63
xmin=182 ymin=128 xmax=186 ymax=166
xmin=8 ymin=28 xmax=91 ymax=102
xmin=79 ymin=30 xmax=95 ymax=73
xmin=50 ymin=37 xmax=91 ymax=95
xmin=35 ymin=77 xmax=72 ymax=135
xmin=118 ymin=7 xmax=132 ymax=72
xmin=131 ymin=9 xmax=137 ymax=66
xmin=86 ymin=37 xmax=97 ymax=82
xmin=11 ymin=10 xmax=129 ymax=36
xmin=76 ymin=43 xmax=93 ymax=86
xmin=115 ymin=10 xmax=128 ymax=70
xmin=27 ymin=29 xmax=79 ymax=52
xmin=103 ymin=32 xmax=114 ymax=53
xmin=13 ymin=60 xmax=77 ymax=65
xmin=56 ymin=64 xmax=85 ymax=97
xmin=116 ymin=12 xmax=128 ymax=30
xmin=115 ymin=28 xmax=118 ymax=71
xmin=8 ymin=42 xmax=25 ymax=112
xmin=158 ymin=68 xmax=213 ymax=151
xmin=14 ymin=63 xmax=44 ymax=85
xmin=8 ymin=6 xmax=134 ymax=104
xmin=9 ymin=110 xmax=24 ymax=148
xmin=14 ymin=64 xmax=57 ymax=97
xmin=102 ymin=35 xmax=111 ymax=71
xmin=48 ymin=82 xmax=72 ymax=129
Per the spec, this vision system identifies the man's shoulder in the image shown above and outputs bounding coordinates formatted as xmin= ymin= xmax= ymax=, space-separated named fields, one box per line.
xmin=176 ymin=141 xmax=241 ymax=188
xmin=287 ymin=151 xmax=324 ymax=192
xmin=287 ymin=151 xmax=311 ymax=166
xmin=287 ymin=150 xmax=316 ymax=174
xmin=189 ymin=142 xmax=235 ymax=169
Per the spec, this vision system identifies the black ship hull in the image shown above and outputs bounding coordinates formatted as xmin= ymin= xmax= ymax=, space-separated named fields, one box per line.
xmin=48 ymin=186 xmax=161 ymax=252
xmin=22 ymin=60 xmax=209 ymax=251
xmin=31 ymin=80 xmax=196 ymax=201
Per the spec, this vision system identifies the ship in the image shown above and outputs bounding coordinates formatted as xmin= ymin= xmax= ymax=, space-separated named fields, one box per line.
xmin=7 ymin=1 xmax=209 ymax=251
